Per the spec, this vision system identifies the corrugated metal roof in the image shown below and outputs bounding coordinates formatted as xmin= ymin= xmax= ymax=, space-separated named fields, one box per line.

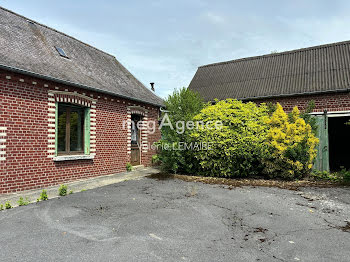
xmin=0 ymin=7 xmax=164 ymax=107
xmin=189 ymin=41 xmax=350 ymax=101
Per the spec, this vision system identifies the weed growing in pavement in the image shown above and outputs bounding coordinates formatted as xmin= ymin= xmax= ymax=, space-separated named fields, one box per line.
xmin=58 ymin=184 xmax=68 ymax=196
xmin=39 ymin=189 xmax=48 ymax=201
xmin=126 ymin=162 xmax=133 ymax=172
xmin=17 ymin=197 xmax=30 ymax=206
xmin=5 ymin=201 xmax=12 ymax=209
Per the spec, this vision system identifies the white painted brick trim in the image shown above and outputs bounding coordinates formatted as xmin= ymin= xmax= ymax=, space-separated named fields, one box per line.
xmin=0 ymin=127 xmax=7 ymax=161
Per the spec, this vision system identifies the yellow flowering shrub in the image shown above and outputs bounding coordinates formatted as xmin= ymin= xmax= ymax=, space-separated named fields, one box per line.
xmin=263 ymin=103 xmax=319 ymax=179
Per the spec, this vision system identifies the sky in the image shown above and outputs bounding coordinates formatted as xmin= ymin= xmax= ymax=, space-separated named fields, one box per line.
xmin=1 ymin=0 xmax=350 ymax=99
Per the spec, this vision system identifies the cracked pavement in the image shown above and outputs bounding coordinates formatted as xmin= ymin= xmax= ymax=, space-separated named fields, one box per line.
xmin=0 ymin=175 xmax=349 ymax=262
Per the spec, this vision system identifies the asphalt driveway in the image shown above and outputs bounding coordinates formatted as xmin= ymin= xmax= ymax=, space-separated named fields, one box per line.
xmin=1 ymin=175 xmax=350 ymax=262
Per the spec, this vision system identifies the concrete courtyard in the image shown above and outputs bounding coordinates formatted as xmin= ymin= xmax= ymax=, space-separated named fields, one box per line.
xmin=0 ymin=173 xmax=349 ymax=262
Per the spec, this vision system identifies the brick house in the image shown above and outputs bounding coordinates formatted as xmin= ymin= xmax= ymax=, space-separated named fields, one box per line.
xmin=189 ymin=41 xmax=350 ymax=172
xmin=0 ymin=8 xmax=163 ymax=194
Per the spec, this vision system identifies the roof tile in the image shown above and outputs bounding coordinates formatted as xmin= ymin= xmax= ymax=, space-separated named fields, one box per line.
xmin=0 ymin=7 xmax=163 ymax=106
xmin=189 ymin=41 xmax=350 ymax=101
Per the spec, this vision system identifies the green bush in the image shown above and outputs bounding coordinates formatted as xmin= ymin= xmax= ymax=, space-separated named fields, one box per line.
xmin=262 ymin=104 xmax=319 ymax=180
xmin=155 ymin=142 xmax=186 ymax=173
xmin=343 ymin=172 xmax=350 ymax=181
xmin=126 ymin=163 xmax=133 ymax=172
xmin=158 ymin=87 xmax=204 ymax=173
xmin=0 ymin=204 xmax=3 ymax=211
xmin=5 ymin=201 xmax=12 ymax=209
xmin=39 ymin=189 xmax=48 ymax=201
xmin=58 ymin=184 xmax=68 ymax=196
xmin=309 ymin=171 xmax=340 ymax=181
xmin=151 ymin=154 xmax=161 ymax=166
xmin=17 ymin=197 xmax=30 ymax=206
xmin=191 ymin=99 xmax=269 ymax=177
xmin=157 ymin=97 xmax=319 ymax=180
xmin=339 ymin=168 xmax=350 ymax=182
xmin=263 ymin=103 xmax=318 ymax=179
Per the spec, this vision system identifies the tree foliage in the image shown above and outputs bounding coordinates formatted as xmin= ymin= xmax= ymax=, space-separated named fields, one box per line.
xmin=158 ymin=94 xmax=319 ymax=180
xmin=191 ymin=99 xmax=269 ymax=177
xmin=158 ymin=87 xmax=204 ymax=173
xmin=263 ymin=103 xmax=319 ymax=179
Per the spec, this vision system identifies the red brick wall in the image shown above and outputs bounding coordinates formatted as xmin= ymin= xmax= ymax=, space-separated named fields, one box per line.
xmin=253 ymin=92 xmax=350 ymax=113
xmin=0 ymin=70 xmax=161 ymax=194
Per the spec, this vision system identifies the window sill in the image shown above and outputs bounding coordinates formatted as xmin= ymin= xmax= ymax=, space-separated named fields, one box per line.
xmin=53 ymin=154 xmax=95 ymax=162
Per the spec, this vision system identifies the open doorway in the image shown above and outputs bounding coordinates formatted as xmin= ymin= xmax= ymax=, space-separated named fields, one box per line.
xmin=328 ymin=115 xmax=350 ymax=171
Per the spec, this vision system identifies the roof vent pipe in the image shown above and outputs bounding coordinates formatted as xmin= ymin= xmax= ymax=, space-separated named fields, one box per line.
xmin=150 ymin=82 xmax=155 ymax=92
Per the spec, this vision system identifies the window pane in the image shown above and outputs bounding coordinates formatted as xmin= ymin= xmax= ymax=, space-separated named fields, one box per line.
xmin=131 ymin=124 xmax=138 ymax=145
xmin=131 ymin=115 xmax=140 ymax=145
xmin=70 ymin=107 xmax=84 ymax=152
xmin=57 ymin=108 xmax=67 ymax=152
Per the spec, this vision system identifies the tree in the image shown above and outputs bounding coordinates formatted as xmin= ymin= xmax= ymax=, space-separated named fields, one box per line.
xmin=158 ymin=87 xmax=204 ymax=173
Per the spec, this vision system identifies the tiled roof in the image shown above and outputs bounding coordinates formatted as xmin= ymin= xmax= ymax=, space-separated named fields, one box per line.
xmin=189 ymin=40 xmax=350 ymax=101
xmin=0 ymin=7 xmax=164 ymax=106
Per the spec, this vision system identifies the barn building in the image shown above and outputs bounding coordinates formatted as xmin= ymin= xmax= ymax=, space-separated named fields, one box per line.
xmin=189 ymin=41 xmax=350 ymax=172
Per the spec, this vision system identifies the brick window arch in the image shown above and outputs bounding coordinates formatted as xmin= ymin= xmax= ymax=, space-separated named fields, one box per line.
xmin=47 ymin=91 xmax=97 ymax=160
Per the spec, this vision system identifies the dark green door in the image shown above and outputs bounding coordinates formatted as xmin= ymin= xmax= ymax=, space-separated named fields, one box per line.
xmin=313 ymin=114 xmax=329 ymax=171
